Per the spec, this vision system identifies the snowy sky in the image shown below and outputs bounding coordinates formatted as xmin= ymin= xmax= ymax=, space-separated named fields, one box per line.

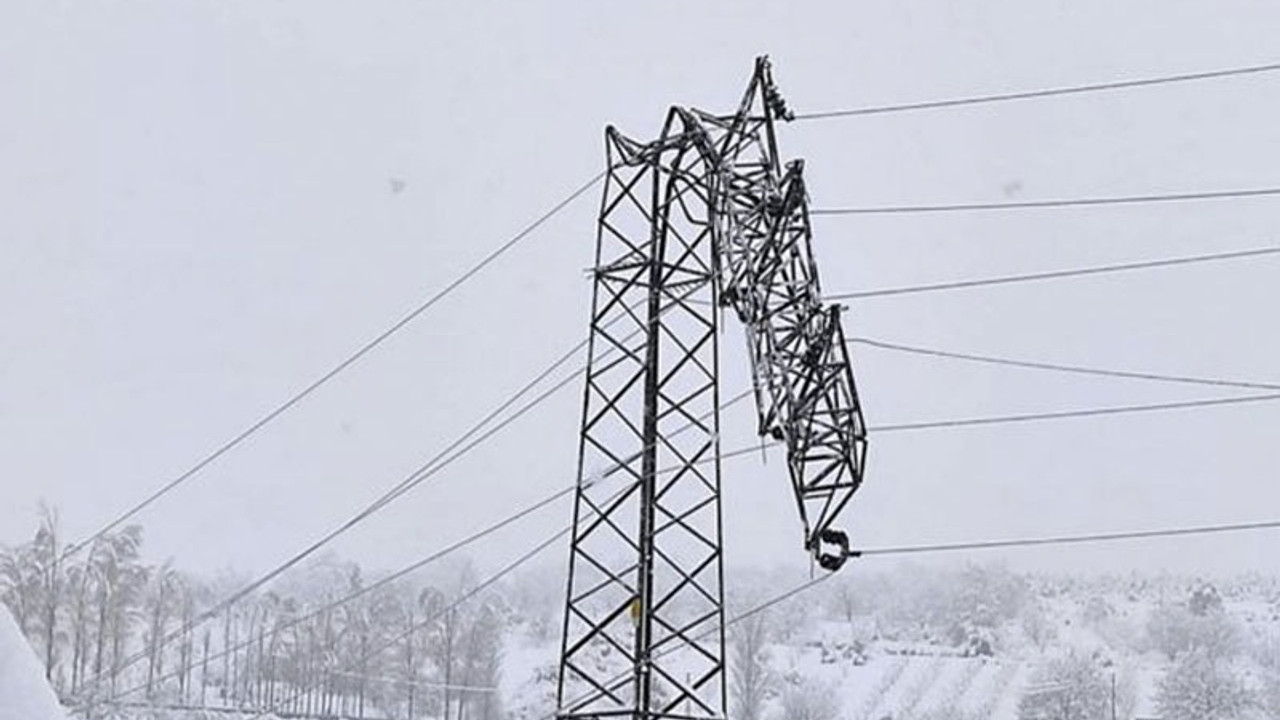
xmin=2 ymin=1 xmax=1278 ymax=581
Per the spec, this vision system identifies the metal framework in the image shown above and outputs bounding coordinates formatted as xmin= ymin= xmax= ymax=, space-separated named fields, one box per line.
xmin=557 ymin=57 xmax=868 ymax=720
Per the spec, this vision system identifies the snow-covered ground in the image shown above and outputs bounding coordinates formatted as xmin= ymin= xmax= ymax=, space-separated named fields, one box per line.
xmin=0 ymin=604 xmax=68 ymax=720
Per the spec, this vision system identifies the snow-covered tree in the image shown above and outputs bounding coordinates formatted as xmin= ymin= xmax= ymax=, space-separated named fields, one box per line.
xmin=142 ymin=561 xmax=182 ymax=698
xmin=1260 ymin=670 xmax=1280 ymax=720
xmin=424 ymin=561 xmax=505 ymax=720
xmin=728 ymin=605 xmax=774 ymax=720
xmin=775 ymin=678 xmax=839 ymax=720
xmin=1146 ymin=600 xmax=1240 ymax=660
xmin=1156 ymin=649 xmax=1253 ymax=720
xmin=457 ymin=601 xmax=504 ymax=720
xmin=1020 ymin=599 xmax=1057 ymax=652
xmin=1017 ymin=652 xmax=1109 ymax=720
xmin=949 ymin=562 xmax=1027 ymax=631
xmin=0 ymin=540 xmax=39 ymax=644
xmin=30 ymin=505 xmax=64 ymax=683
xmin=95 ymin=529 xmax=147 ymax=697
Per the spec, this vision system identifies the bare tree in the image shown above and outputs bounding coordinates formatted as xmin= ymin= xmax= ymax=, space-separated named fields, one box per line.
xmin=175 ymin=580 xmax=199 ymax=703
xmin=728 ymin=605 xmax=774 ymax=720
xmin=142 ymin=561 xmax=181 ymax=698
xmin=829 ymin=577 xmax=867 ymax=624
xmin=457 ymin=601 xmax=504 ymax=720
xmin=401 ymin=602 xmax=421 ymax=719
xmin=429 ymin=563 xmax=480 ymax=720
xmin=32 ymin=504 xmax=64 ymax=682
xmin=66 ymin=556 xmax=94 ymax=694
xmin=99 ymin=532 xmax=147 ymax=696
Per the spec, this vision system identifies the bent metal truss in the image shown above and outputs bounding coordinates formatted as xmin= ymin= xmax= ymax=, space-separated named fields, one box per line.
xmin=556 ymin=57 xmax=868 ymax=720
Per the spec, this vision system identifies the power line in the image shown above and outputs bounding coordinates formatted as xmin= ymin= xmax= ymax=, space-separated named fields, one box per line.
xmin=794 ymin=60 xmax=1280 ymax=120
xmin=112 ymin=512 xmax=1280 ymax=716
xmin=850 ymin=336 xmax=1280 ymax=392
xmin=718 ymin=576 xmax=831 ymax=630
xmin=108 ymin=483 xmax=576 ymax=702
xmin=243 ymin=474 xmax=667 ymax=720
xmin=856 ymin=518 xmax=1280 ymax=556
xmin=825 ymin=245 xmax=1280 ymax=300
xmin=565 ymin=389 xmax=1280 ymax=707
xmin=328 ymin=670 xmax=498 ymax=694
xmin=61 ymin=171 xmax=604 ymax=563
xmin=90 ymin=286 xmax=700 ymax=694
xmin=111 ymin=381 xmax=753 ymax=701
xmin=245 ymin=528 xmax=569 ymax=720
xmin=229 ymin=512 xmax=1279 ymax=718
xmin=810 ymin=186 xmax=1280 ymax=216
xmin=554 ymin=574 xmax=833 ymax=714
xmin=118 ymin=378 xmax=752 ymax=701
xmin=712 ymin=391 xmax=1280 ymax=465
xmin=89 ymin=281 xmax=738 ymax=696
xmin=567 ymin=514 xmax=1280 ymax=716
xmin=873 ymin=392 xmax=1280 ymax=433
xmin=108 ymin=366 xmax=756 ymax=701
xmin=111 ymin=386 xmax=1280 ymax=710
xmin=81 ymin=318 xmax=598 ymax=695
xmin=371 ymin=532 xmax=566 ymax=660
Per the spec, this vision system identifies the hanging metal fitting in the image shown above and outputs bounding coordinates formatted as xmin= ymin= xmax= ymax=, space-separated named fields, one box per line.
xmin=815 ymin=528 xmax=860 ymax=571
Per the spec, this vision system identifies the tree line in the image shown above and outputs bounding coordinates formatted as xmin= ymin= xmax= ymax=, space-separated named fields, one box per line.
xmin=0 ymin=506 xmax=506 ymax=720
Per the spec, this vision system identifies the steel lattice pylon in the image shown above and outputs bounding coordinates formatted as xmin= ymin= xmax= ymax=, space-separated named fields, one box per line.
xmin=557 ymin=57 xmax=867 ymax=720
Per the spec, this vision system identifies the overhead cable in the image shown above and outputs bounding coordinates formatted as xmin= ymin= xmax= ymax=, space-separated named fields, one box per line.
xmin=857 ymin=518 xmax=1280 ymax=556
xmin=795 ymin=60 xmax=1280 ymax=120
xmin=553 ymin=510 xmax=1280 ymax=715
xmin=107 ymin=484 xmax=575 ymax=702
xmin=553 ymin=574 xmax=834 ymax=715
xmin=246 ymin=528 xmax=570 ymax=720
xmin=872 ymin=392 xmax=1280 ymax=433
xmin=62 ymin=171 xmax=604 ymax=563
xmin=810 ymin=187 xmax=1280 ymax=216
xmin=554 ymin=507 xmax=1280 ymax=713
xmin=110 ymin=378 xmax=755 ymax=701
xmin=850 ymin=336 xmax=1280 ymax=392
xmin=93 ymin=283 xmax=734 ymax=694
xmin=826 ymin=246 xmax=1280 ymax=300
xmin=710 ymin=391 xmax=1280 ymax=467
xmin=83 ymin=314 xmax=599 ymax=694
xmin=241 ymin=470 xmax=669 ymax=720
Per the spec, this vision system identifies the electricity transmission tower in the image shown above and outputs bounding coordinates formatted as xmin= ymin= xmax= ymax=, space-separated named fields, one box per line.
xmin=556 ymin=57 xmax=868 ymax=720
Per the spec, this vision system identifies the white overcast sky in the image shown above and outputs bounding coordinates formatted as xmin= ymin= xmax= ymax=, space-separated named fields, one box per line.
xmin=2 ymin=1 xmax=1278 ymax=581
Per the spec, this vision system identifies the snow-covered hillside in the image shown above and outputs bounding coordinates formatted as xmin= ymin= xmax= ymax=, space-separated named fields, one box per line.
xmin=499 ymin=569 xmax=1280 ymax=720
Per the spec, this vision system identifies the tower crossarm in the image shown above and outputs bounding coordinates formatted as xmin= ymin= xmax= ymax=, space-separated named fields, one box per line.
xmin=703 ymin=57 xmax=869 ymax=571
